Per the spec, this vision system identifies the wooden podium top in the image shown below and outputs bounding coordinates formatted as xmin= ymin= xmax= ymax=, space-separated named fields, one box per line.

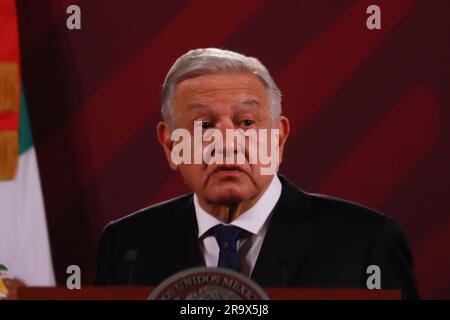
xmin=17 ymin=287 xmax=401 ymax=300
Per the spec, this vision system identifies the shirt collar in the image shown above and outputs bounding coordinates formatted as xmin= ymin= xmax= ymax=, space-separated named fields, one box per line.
xmin=194 ymin=175 xmax=282 ymax=238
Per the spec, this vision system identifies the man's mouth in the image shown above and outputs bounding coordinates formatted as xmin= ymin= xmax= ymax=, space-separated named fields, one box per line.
xmin=212 ymin=165 xmax=245 ymax=176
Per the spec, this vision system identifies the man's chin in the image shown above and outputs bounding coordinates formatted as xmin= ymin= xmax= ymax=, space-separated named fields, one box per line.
xmin=205 ymin=187 xmax=249 ymax=206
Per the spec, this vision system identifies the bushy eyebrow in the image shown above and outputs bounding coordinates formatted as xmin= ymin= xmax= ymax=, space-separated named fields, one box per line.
xmin=187 ymin=99 xmax=261 ymax=113
xmin=236 ymin=99 xmax=260 ymax=111
xmin=186 ymin=103 xmax=211 ymax=112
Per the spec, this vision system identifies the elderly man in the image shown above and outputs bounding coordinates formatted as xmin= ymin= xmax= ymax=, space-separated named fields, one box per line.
xmin=94 ymin=48 xmax=419 ymax=299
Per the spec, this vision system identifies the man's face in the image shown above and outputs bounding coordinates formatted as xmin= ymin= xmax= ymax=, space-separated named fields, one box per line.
xmin=158 ymin=71 xmax=289 ymax=207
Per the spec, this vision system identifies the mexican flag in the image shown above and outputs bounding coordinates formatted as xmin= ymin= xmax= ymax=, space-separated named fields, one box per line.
xmin=0 ymin=0 xmax=55 ymax=286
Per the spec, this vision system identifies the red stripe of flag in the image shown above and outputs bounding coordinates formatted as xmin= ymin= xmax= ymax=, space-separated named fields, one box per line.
xmin=0 ymin=0 xmax=20 ymax=63
xmin=0 ymin=0 xmax=20 ymax=132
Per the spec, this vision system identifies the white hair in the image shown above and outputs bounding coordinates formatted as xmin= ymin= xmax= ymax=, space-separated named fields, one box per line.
xmin=161 ymin=48 xmax=282 ymax=127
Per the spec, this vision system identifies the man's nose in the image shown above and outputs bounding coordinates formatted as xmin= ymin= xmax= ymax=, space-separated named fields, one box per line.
xmin=214 ymin=120 xmax=239 ymax=156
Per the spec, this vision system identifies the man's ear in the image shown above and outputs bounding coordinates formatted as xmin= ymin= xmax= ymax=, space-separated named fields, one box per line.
xmin=157 ymin=121 xmax=178 ymax=171
xmin=277 ymin=116 xmax=290 ymax=165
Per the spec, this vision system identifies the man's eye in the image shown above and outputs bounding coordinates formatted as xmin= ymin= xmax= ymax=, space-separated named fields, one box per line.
xmin=201 ymin=121 xmax=213 ymax=129
xmin=240 ymin=119 xmax=255 ymax=127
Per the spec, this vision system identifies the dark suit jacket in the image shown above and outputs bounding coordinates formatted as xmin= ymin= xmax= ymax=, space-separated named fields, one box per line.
xmin=94 ymin=175 xmax=419 ymax=299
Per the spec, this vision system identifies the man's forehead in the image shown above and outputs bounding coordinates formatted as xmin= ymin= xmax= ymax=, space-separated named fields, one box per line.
xmin=177 ymin=75 xmax=267 ymax=101
xmin=176 ymin=72 xmax=267 ymax=96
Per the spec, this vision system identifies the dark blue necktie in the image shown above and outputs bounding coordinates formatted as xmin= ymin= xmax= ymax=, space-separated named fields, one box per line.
xmin=211 ymin=224 xmax=243 ymax=272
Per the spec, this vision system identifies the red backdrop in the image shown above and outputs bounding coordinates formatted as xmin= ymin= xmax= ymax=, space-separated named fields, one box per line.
xmin=15 ymin=0 xmax=450 ymax=299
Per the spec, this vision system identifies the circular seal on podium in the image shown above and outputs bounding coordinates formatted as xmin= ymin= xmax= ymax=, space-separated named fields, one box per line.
xmin=148 ymin=267 xmax=269 ymax=300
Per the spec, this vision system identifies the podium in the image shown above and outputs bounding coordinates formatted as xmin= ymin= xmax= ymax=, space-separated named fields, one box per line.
xmin=17 ymin=287 xmax=401 ymax=300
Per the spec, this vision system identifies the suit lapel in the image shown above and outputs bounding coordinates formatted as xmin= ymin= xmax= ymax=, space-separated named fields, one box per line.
xmin=163 ymin=195 xmax=203 ymax=273
xmin=251 ymin=176 xmax=319 ymax=287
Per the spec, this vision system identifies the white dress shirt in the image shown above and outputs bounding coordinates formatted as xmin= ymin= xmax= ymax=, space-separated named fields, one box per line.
xmin=193 ymin=175 xmax=282 ymax=276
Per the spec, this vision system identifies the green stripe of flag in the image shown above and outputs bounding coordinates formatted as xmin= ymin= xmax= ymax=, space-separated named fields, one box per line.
xmin=18 ymin=88 xmax=33 ymax=155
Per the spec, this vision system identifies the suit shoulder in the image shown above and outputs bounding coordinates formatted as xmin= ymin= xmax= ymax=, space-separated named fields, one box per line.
xmin=307 ymin=192 xmax=393 ymax=230
xmin=279 ymin=175 xmax=392 ymax=229
xmin=298 ymin=192 xmax=408 ymax=249
xmin=106 ymin=193 xmax=193 ymax=231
